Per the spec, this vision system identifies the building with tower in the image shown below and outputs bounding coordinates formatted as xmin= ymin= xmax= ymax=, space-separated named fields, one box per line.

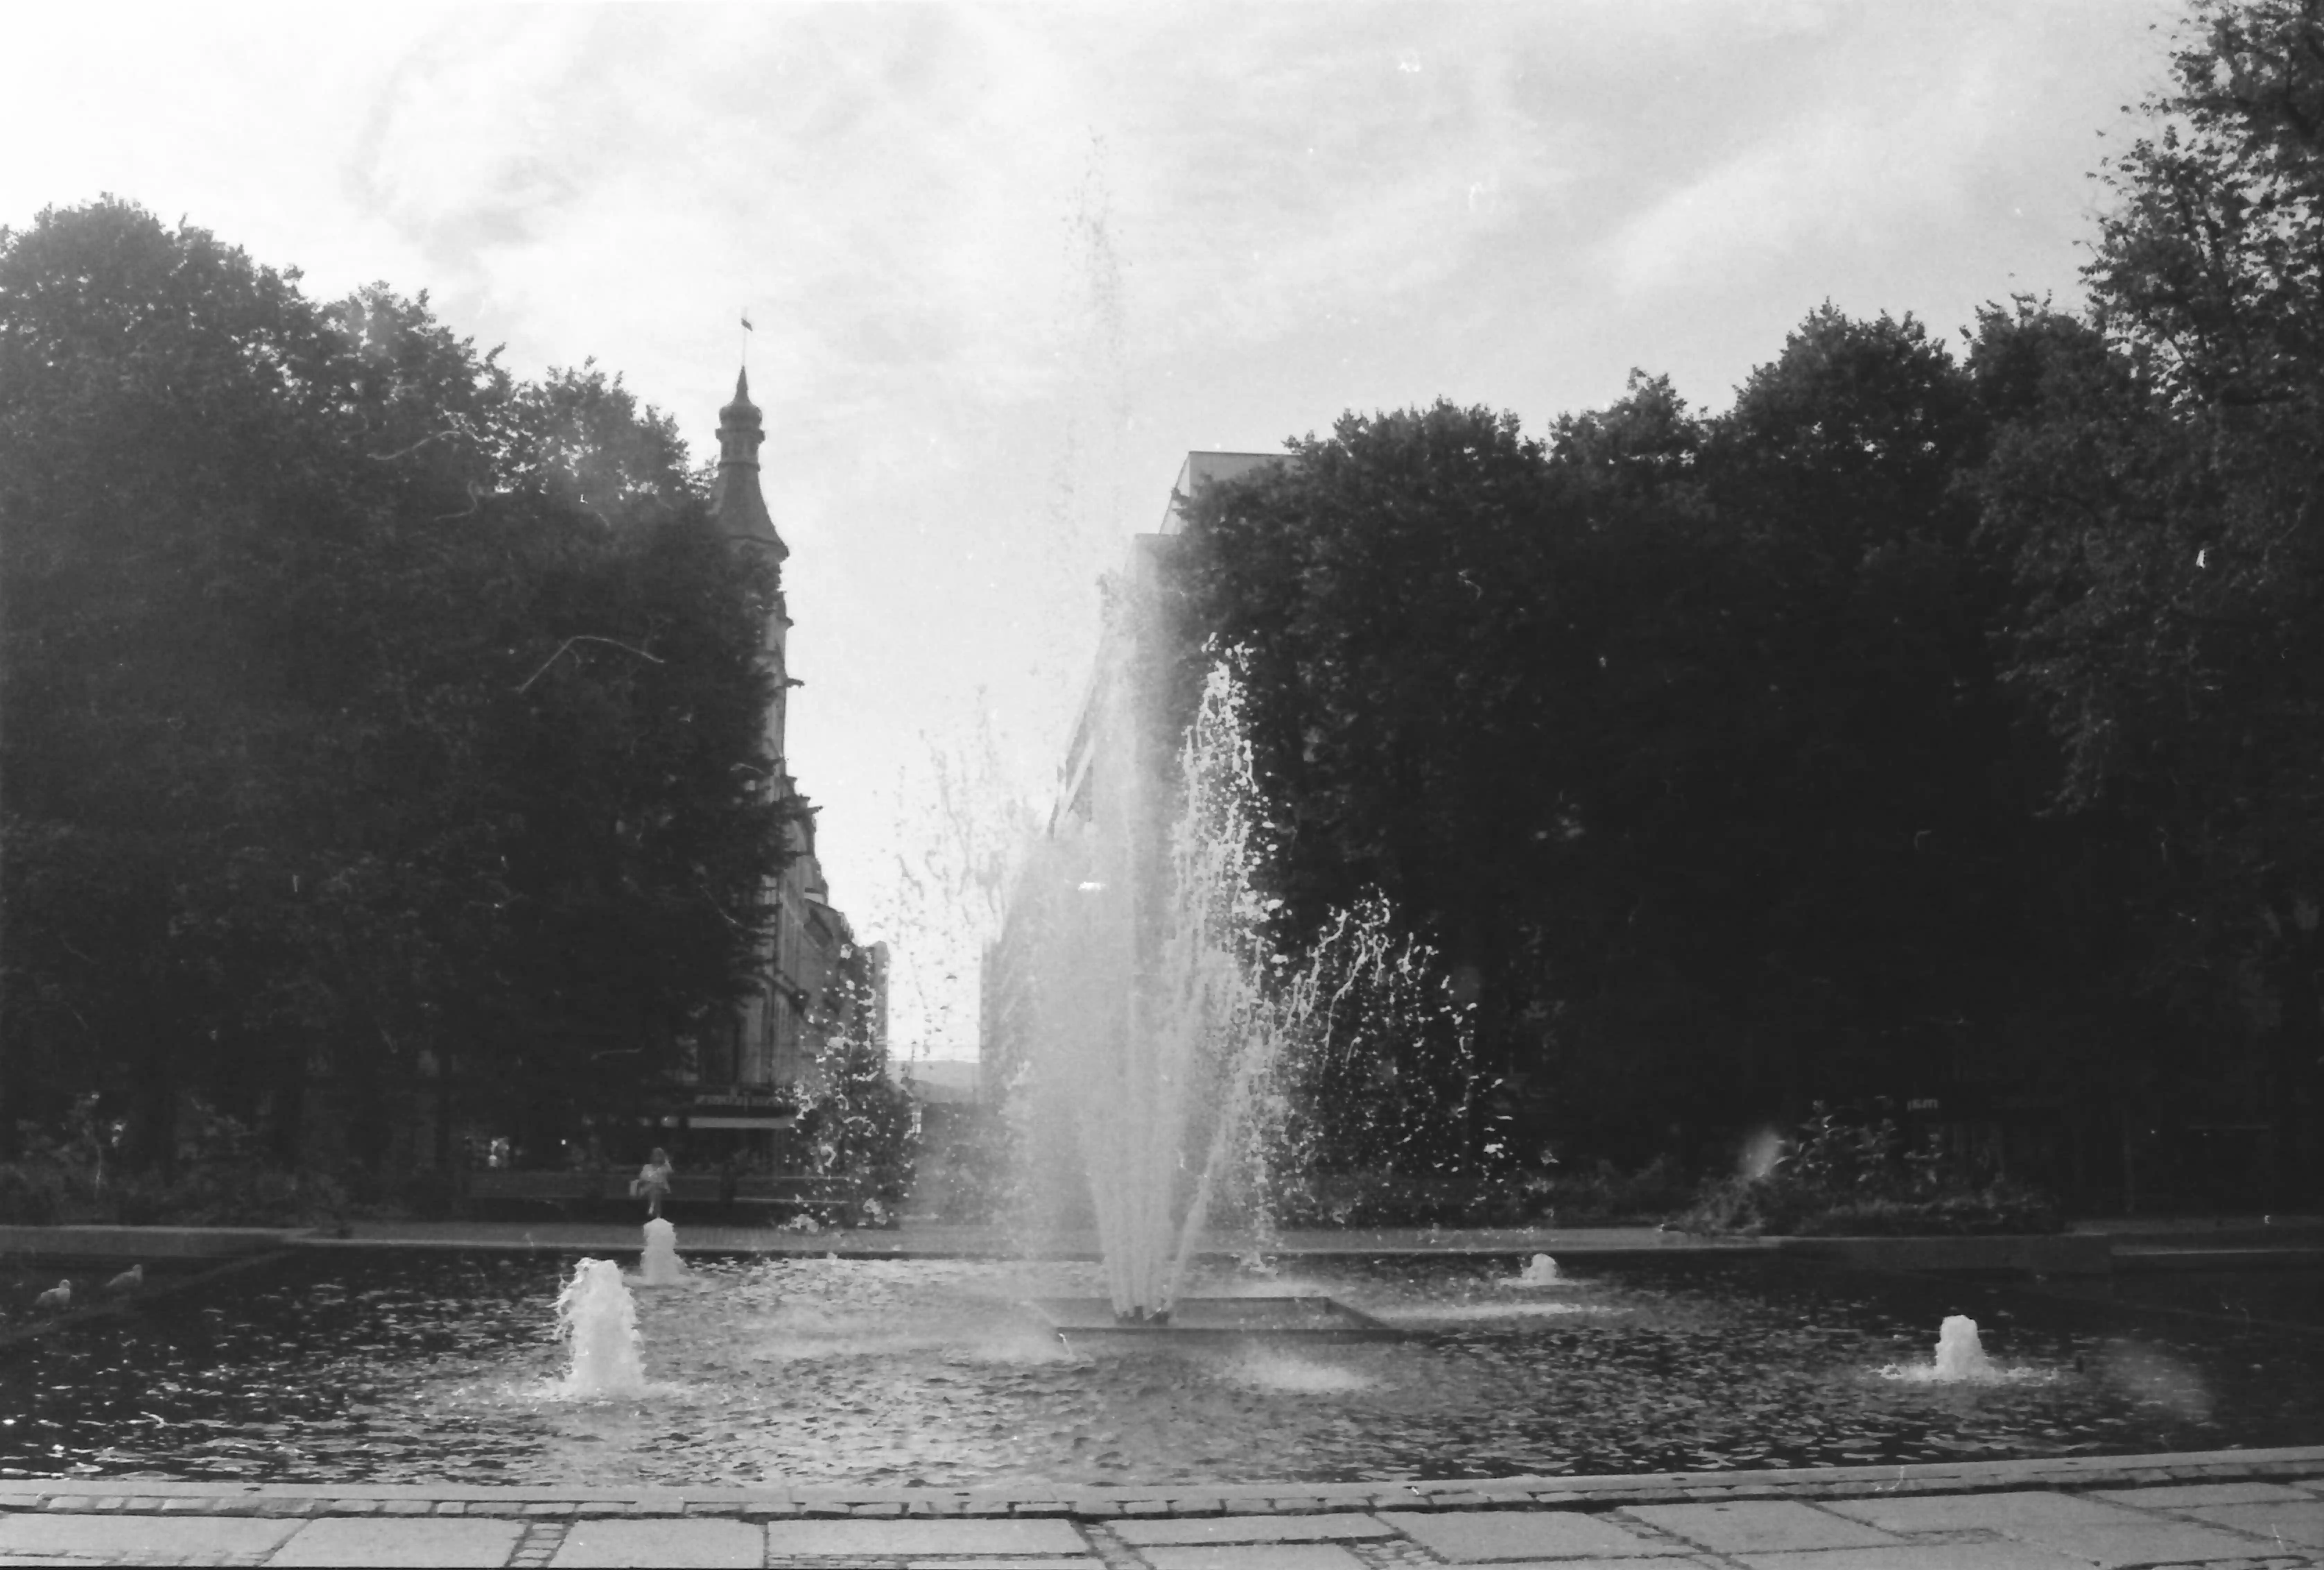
xmin=686 ymin=369 xmax=884 ymax=1145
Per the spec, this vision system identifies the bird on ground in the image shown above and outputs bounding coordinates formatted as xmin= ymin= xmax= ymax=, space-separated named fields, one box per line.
xmin=33 ymin=1280 xmax=70 ymax=1312
xmin=105 ymin=1264 xmax=143 ymax=1293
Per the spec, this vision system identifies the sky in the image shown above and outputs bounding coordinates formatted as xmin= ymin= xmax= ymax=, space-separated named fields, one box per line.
xmin=3 ymin=0 xmax=2184 ymax=1059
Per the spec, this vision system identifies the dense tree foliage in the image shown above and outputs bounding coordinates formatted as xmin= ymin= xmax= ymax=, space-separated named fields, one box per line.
xmin=1981 ymin=0 xmax=2324 ymax=1201
xmin=0 ymin=200 xmax=792 ymax=1176
xmin=1171 ymin=325 xmax=2025 ymax=1166
xmin=1170 ymin=0 xmax=2324 ymax=1206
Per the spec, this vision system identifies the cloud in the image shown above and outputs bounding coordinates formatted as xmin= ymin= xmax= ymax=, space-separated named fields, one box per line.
xmin=1601 ymin=43 xmax=2011 ymax=302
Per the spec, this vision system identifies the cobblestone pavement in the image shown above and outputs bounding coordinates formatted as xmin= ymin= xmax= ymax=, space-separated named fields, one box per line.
xmin=0 ymin=1450 xmax=2318 ymax=1567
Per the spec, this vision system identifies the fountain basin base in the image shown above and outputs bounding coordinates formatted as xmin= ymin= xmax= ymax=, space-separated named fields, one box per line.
xmin=1030 ymin=1294 xmax=1398 ymax=1344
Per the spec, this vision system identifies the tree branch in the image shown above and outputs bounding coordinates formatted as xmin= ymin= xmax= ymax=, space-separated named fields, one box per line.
xmin=515 ymin=635 xmax=666 ymax=694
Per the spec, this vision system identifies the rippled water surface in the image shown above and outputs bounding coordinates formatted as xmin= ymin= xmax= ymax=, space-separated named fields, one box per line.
xmin=3 ymin=1252 xmax=2321 ymax=1487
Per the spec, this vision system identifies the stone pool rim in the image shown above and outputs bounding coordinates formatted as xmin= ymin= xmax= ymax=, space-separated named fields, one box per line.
xmin=1 ymin=1444 xmax=2319 ymax=1521
xmin=0 ymin=1219 xmax=2166 ymax=1273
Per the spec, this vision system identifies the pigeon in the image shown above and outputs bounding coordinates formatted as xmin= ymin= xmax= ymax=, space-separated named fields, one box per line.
xmin=105 ymin=1264 xmax=143 ymax=1293
xmin=33 ymin=1280 xmax=70 ymax=1312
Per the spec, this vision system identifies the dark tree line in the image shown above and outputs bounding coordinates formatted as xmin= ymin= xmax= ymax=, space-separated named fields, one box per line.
xmin=0 ymin=199 xmax=794 ymax=1176
xmin=1169 ymin=0 xmax=2324 ymax=1207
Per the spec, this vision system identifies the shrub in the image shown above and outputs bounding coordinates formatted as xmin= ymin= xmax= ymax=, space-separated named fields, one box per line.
xmin=0 ymin=1158 xmax=347 ymax=1227
xmin=1670 ymin=1104 xmax=2062 ymax=1236
xmin=1254 ymin=1157 xmax=1691 ymax=1230
xmin=0 ymin=1103 xmax=347 ymax=1228
xmin=1525 ymin=1155 xmax=1696 ymax=1225
xmin=0 ymin=1160 xmax=69 ymax=1225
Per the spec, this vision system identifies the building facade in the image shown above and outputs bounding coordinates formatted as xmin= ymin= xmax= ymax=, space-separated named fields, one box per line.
xmin=692 ymin=370 xmax=885 ymax=1145
xmin=979 ymin=450 xmax=1277 ymax=1101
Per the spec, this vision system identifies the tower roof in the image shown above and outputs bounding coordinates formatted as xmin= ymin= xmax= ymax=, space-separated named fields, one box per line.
xmin=710 ymin=368 xmax=787 ymax=559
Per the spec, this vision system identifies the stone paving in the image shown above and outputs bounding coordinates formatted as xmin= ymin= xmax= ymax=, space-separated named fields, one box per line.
xmin=0 ymin=1450 xmax=2319 ymax=1567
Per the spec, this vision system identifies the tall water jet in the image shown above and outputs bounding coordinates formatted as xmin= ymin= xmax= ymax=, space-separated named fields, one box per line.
xmin=555 ymin=1258 xmax=647 ymax=1397
xmin=637 ymin=1219 xmax=687 ymax=1287
xmin=1032 ymin=640 xmax=1276 ymax=1320
xmin=1003 ymin=547 xmax=1476 ymax=1327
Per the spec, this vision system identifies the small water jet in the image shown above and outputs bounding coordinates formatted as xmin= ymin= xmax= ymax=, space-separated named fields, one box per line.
xmin=1931 ymin=1314 xmax=1997 ymax=1381
xmin=1881 ymin=1313 xmax=2021 ymax=1384
xmin=555 ymin=1258 xmax=646 ymax=1397
xmin=635 ymin=1219 xmax=687 ymax=1287
xmin=1517 ymin=1253 xmax=1561 ymax=1286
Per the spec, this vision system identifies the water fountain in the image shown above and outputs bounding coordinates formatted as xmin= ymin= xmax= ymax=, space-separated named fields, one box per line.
xmin=1879 ymin=1312 xmax=2013 ymax=1384
xmin=1018 ymin=565 xmax=1487 ymax=1339
xmin=1516 ymin=1253 xmax=1561 ymax=1286
xmin=554 ymin=1258 xmax=647 ymax=1397
xmin=1930 ymin=1313 xmax=1998 ymax=1381
xmin=635 ymin=1219 xmax=687 ymax=1287
xmin=1014 ymin=611 xmax=1390 ymax=1337
xmin=1014 ymin=608 xmax=1264 ymax=1318
xmin=13 ymin=1244 xmax=2311 ymax=1486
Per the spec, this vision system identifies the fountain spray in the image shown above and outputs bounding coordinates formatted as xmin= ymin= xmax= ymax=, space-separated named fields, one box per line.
xmin=555 ymin=1258 xmax=647 ymax=1397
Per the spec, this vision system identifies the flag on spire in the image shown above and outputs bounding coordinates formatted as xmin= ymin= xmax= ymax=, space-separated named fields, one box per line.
xmin=741 ymin=312 xmax=754 ymax=331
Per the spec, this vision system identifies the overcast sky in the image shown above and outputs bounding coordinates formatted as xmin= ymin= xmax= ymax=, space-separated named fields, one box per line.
xmin=5 ymin=0 xmax=2183 ymax=1057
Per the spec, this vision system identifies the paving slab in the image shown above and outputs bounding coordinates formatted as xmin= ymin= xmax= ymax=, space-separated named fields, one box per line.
xmin=907 ymin=1561 xmax=1107 ymax=1569
xmin=269 ymin=1515 xmax=528 ymax=1566
xmin=763 ymin=1517 xmax=1089 ymax=1556
xmin=2183 ymin=1498 xmax=2324 ymax=1550
xmin=1113 ymin=1515 xmax=1392 ymax=1546
xmin=550 ymin=1516 xmax=763 ymax=1566
xmin=1623 ymin=1500 xmax=1899 ymax=1554
xmin=2091 ymin=1482 xmax=2319 ymax=1508
xmin=2009 ymin=1520 xmax=2301 ymax=1567
xmin=1457 ymin=1561 xmax=1710 ymax=1570
xmin=1731 ymin=1546 xmax=2099 ymax=1570
xmin=1138 ymin=1546 xmax=1367 ymax=1570
xmin=1825 ymin=1490 xmax=2146 ymax=1535
xmin=0 ymin=1510 xmax=298 ymax=1562
xmin=1376 ymin=1509 xmax=1671 ymax=1561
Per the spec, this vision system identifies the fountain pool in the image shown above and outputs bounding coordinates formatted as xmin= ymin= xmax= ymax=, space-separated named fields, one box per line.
xmin=3 ymin=1250 xmax=2320 ymax=1489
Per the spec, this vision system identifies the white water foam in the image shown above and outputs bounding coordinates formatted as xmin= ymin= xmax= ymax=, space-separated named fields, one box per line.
xmin=1220 ymin=1348 xmax=1379 ymax=1394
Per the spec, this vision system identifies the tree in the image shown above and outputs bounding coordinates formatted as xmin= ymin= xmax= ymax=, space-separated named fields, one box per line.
xmin=2086 ymin=0 xmax=2324 ymax=409
xmin=0 ymin=199 xmax=789 ymax=1175
xmin=1172 ymin=314 xmax=2045 ymax=1165
xmin=1971 ymin=1 xmax=2324 ymax=1205
xmin=1686 ymin=309 xmax=2022 ymax=1115
xmin=1169 ymin=403 xmax=1573 ymax=1080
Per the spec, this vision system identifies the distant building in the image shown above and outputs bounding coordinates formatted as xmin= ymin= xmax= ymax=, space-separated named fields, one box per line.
xmin=979 ymin=450 xmax=1277 ymax=1099
xmin=689 ymin=370 xmax=885 ymax=1147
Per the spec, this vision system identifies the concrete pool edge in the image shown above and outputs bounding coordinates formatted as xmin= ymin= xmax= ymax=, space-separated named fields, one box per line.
xmin=12 ymin=1216 xmax=2320 ymax=1271
xmin=2 ymin=1445 xmax=2319 ymax=1521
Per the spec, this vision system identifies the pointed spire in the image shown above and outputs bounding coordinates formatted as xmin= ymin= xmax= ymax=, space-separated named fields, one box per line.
xmin=722 ymin=368 xmax=755 ymax=424
xmin=710 ymin=365 xmax=787 ymax=559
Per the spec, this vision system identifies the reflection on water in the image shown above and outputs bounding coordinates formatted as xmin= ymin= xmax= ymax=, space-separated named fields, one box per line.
xmin=1 ymin=1253 xmax=2318 ymax=1487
